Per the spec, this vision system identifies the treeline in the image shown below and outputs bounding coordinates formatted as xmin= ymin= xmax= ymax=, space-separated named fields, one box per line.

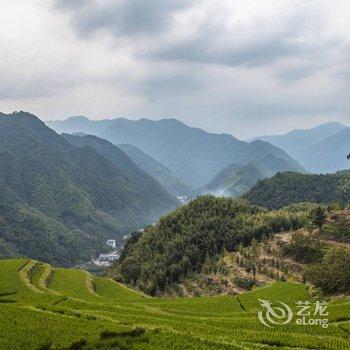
xmin=113 ymin=196 xmax=312 ymax=295
xmin=244 ymin=171 xmax=350 ymax=209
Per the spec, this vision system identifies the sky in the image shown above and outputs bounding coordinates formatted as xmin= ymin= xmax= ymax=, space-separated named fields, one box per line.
xmin=0 ymin=0 xmax=349 ymax=139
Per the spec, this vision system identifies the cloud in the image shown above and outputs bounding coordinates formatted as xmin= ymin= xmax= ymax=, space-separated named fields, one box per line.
xmin=0 ymin=0 xmax=350 ymax=138
xmin=54 ymin=0 xmax=193 ymax=37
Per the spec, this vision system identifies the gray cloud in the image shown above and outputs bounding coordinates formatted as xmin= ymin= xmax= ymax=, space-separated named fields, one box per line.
xmin=1 ymin=0 xmax=350 ymax=138
xmin=54 ymin=0 xmax=192 ymax=37
xmin=148 ymin=35 xmax=300 ymax=67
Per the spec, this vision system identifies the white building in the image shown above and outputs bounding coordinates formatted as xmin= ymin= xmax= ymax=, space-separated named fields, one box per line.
xmin=93 ymin=252 xmax=119 ymax=267
xmin=106 ymin=239 xmax=116 ymax=248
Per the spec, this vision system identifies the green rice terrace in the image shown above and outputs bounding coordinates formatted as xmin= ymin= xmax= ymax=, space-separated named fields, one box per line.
xmin=0 ymin=259 xmax=350 ymax=349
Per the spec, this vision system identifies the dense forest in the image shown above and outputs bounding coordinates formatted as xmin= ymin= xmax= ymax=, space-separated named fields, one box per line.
xmin=61 ymin=133 xmax=175 ymax=201
xmin=113 ymin=196 xmax=350 ymax=296
xmin=112 ymin=195 xmax=311 ymax=295
xmin=244 ymin=171 xmax=350 ymax=209
xmin=118 ymin=143 xmax=192 ymax=196
xmin=0 ymin=112 xmax=177 ymax=266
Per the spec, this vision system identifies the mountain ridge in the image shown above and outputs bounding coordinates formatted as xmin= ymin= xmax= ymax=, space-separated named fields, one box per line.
xmin=47 ymin=116 xmax=305 ymax=188
xmin=0 ymin=111 xmax=177 ymax=266
xmin=251 ymin=122 xmax=349 ymax=173
xmin=118 ymin=143 xmax=192 ymax=196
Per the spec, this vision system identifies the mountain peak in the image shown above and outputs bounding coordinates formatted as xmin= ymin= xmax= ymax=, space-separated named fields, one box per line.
xmin=66 ymin=115 xmax=91 ymax=122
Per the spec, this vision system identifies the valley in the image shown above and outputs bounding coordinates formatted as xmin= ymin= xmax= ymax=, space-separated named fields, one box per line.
xmin=2 ymin=2 xmax=350 ymax=348
xmin=0 ymin=112 xmax=349 ymax=350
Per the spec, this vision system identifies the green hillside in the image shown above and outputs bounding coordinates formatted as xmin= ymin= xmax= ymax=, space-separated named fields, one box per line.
xmin=0 ymin=112 xmax=176 ymax=266
xmin=119 ymin=143 xmax=192 ymax=196
xmin=61 ymin=133 xmax=177 ymax=202
xmin=195 ymin=163 xmax=266 ymax=197
xmin=244 ymin=171 xmax=350 ymax=209
xmin=0 ymin=258 xmax=349 ymax=349
xmin=113 ymin=196 xmax=312 ymax=295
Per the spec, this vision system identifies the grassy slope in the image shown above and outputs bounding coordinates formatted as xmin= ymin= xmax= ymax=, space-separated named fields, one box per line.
xmin=0 ymin=259 xmax=349 ymax=349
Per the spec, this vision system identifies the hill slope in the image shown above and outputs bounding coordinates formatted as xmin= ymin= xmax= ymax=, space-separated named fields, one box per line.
xmin=118 ymin=143 xmax=192 ymax=196
xmin=0 ymin=112 xmax=176 ymax=265
xmin=244 ymin=171 xmax=350 ymax=209
xmin=195 ymin=149 xmax=304 ymax=198
xmin=61 ymin=133 xmax=177 ymax=201
xmin=48 ymin=117 xmax=305 ymax=188
xmin=113 ymin=196 xmax=309 ymax=295
xmin=195 ymin=163 xmax=266 ymax=197
xmin=2 ymin=258 xmax=349 ymax=349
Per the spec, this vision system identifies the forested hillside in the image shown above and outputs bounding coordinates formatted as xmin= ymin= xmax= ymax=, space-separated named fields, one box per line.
xmin=61 ymin=134 xmax=176 ymax=201
xmin=195 ymin=163 xmax=265 ymax=197
xmin=113 ymin=196 xmax=309 ymax=295
xmin=195 ymin=155 xmax=300 ymax=198
xmin=48 ymin=117 xmax=304 ymax=188
xmin=0 ymin=112 xmax=176 ymax=266
xmin=118 ymin=143 xmax=191 ymax=196
xmin=244 ymin=171 xmax=350 ymax=209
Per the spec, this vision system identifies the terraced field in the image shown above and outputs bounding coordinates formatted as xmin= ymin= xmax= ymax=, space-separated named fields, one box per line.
xmin=0 ymin=259 xmax=349 ymax=349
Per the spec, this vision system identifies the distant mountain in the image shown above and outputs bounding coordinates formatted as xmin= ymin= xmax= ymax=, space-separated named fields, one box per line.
xmin=195 ymin=163 xmax=265 ymax=197
xmin=196 ymin=163 xmax=265 ymax=197
xmin=298 ymin=127 xmax=350 ymax=173
xmin=48 ymin=117 xmax=305 ymax=188
xmin=118 ymin=143 xmax=191 ymax=196
xmin=0 ymin=112 xmax=177 ymax=266
xmin=195 ymin=147 xmax=304 ymax=198
xmin=252 ymin=122 xmax=349 ymax=172
xmin=244 ymin=171 xmax=350 ymax=209
xmin=61 ymin=133 xmax=177 ymax=199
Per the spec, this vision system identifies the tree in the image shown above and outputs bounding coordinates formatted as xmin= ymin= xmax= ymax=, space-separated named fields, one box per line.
xmin=312 ymin=206 xmax=327 ymax=229
xmin=306 ymin=247 xmax=350 ymax=293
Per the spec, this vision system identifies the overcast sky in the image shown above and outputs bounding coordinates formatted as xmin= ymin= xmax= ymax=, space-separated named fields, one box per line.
xmin=1 ymin=0 xmax=349 ymax=138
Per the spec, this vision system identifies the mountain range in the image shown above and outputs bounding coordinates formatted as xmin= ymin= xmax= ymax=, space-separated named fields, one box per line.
xmin=47 ymin=116 xmax=305 ymax=192
xmin=253 ymin=122 xmax=350 ymax=173
xmin=0 ymin=112 xmax=177 ymax=266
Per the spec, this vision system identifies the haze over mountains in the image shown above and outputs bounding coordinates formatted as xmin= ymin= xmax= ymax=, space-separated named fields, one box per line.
xmin=194 ymin=163 xmax=268 ymax=197
xmin=61 ymin=133 xmax=176 ymax=200
xmin=48 ymin=116 xmax=304 ymax=192
xmin=0 ymin=112 xmax=176 ymax=265
xmin=1 ymin=110 xmax=349 ymax=268
xmin=118 ymin=143 xmax=192 ymax=197
xmin=253 ymin=122 xmax=350 ymax=173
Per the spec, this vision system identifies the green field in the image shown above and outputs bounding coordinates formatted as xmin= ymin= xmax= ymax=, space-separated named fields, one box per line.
xmin=0 ymin=259 xmax=349 ymax=349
